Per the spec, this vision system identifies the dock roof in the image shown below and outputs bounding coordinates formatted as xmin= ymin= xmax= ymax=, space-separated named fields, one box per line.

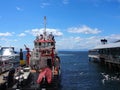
xmin=93 ymin=42 xmax=120 ymax=49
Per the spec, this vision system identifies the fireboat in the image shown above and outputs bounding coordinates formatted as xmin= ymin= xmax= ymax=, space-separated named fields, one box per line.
xmin=28 ymin=16 xmax=61 ymax=89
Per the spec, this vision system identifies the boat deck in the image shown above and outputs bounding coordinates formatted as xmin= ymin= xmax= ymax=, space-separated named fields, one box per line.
xmin=6 ymin=70 xmax=61 ymax=90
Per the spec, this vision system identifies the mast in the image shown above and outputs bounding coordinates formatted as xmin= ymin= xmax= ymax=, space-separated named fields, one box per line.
xmin=44 ymin=16 xmax=47 ymax=36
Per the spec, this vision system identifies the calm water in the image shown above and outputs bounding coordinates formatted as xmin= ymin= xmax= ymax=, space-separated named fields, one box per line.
xmin=59 ymin=51 xmax=120 ymax=90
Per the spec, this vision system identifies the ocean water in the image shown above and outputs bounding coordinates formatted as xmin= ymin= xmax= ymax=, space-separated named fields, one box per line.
xmin=59 ymin=51 xmax=120 ymax=90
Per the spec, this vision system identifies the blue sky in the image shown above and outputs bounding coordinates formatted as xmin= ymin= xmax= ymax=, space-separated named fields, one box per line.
xmin=0 ymin=0 xmax=120 ymax=51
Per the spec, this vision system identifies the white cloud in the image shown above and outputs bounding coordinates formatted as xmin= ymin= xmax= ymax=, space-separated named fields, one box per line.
xmin=23 ymin=27 xmax=120 ymax=50
xmin=1 ymin=30 xmax=119 ymax=51
xmin=0 ymin=37 xmax=18 ymax=47
xmin=0 ymin=32 xmax=13 ymax=36
xmin=0 ymin=37 xmax=8 ymax=41
xmin=26 ymin=28 xmax=63 ymax=37
xmin=48 ymin=29 xmax=63 ymax=36
xmin=102 ymin=34 xmax=120 ymax=43
xmin=56 ymin=38 xmax=74 ymax=50
xmin=68 ymin=25 xmax=101 ymax=34
xmin=56 ymin=34 xmax=120 ymax=50
xmin=56 ymin=36 xmax=96 ymax=50
xmin=56 ymin=36 xmax=85 ymax=50
xmin=18 ymin=33 xmax=26 ymax=37
xmin=73 ymin=37 xmax=83 ymax=43
xmin=0 ymin=37 xmax=18 ymax=42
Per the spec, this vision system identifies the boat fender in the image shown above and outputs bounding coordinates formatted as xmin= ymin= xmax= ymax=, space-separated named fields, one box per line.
xmin=37 ymin=67 xmax=52 ymax=84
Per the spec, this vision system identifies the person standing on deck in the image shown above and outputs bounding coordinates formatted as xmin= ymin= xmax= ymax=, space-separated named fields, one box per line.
xmin=19 ymin=48 xmax=25 ymax=66
xmin=20 ymin=48 xmax=23 ymax=60
xmin=24 ymin=45 xmax=31 ymax=66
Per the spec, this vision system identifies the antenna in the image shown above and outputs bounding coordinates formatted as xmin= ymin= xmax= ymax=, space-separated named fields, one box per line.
xmin=44 ymin=16 xmax=47 ymax=32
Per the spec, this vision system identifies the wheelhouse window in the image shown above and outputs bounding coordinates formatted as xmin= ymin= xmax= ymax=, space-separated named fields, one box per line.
xmin=41 ymin=43 xmax=45 ymax=47
xmin=34 ymin=42 xmax=37 ymax=48
xmin=39 ymin=42 xmax=41 ymax=46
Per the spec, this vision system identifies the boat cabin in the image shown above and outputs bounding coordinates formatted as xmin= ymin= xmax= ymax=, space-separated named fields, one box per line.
xmin=0 ymin=47 xmax=19 ymax=73
xmin=30 ymin=32 xmax=56 ymax=70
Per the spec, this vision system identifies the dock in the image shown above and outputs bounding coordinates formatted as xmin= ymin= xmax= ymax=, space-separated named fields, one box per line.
xmin=88 ymin=40 xmax=120 ymax=70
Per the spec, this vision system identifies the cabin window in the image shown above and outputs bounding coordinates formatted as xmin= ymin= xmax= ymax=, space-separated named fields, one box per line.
xmin=46 ymin=43 xmax=49 ymax=47
xmin=39 ymin=42 xmax=41 ymax=46
xmin=48 ymin=42 xmax=51 ymax=46
xmin=47 ymin=43 xmax=49 ymax=47
xmin=36 ymin=49 xmax=39 ymax=52
xmin=41 ymin=43 xmax=45 ymax=47
xmin=41 ymin=43 xmax=44 ymax=47
xmin=44 ymin=43 xmax=47 ymax=47
xmin=51 ymin=42 xmax=54 ymax=46
xmin=36 ymin=53 xmax=39 ymax=58
xmin=35 ymin=42 xmax=37 ymax=46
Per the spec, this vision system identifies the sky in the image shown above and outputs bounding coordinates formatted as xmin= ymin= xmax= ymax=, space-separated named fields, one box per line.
xmin=0 ymin=0 xmax=120 ymax=51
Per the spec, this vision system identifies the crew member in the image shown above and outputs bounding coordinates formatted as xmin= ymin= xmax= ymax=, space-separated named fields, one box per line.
xmin=24 ymin=45 xmax=31 ymax=66
xmin=19 ymin=48 xmax=24 ymax=66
